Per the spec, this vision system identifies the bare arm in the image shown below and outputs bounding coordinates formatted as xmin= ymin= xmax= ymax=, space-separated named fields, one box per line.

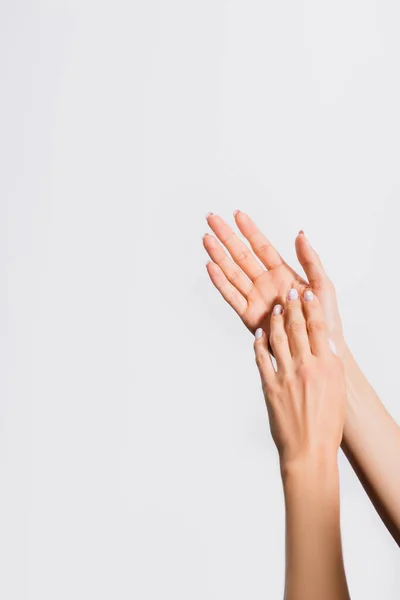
xmin=253 ymin=288 xmax=350 ymax=599
xmin=339 ymin=343 xmax=400 ymax=544
xmin=203 ymin=210 xmax=400 ymax=544
xmin=283 ymin=457 xmax=349 ymax=600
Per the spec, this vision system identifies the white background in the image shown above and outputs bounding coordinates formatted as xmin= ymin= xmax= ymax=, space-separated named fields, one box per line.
xmin=1 ymin=1 xmax=399 ymax=598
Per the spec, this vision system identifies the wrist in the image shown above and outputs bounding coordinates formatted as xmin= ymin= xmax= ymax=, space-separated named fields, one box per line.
xmin=280 ymin=451 xmax=339 ymax=490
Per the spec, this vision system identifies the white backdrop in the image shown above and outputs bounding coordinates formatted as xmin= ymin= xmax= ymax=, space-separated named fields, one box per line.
xmin=1 ymin=1 xmax=399 ymax=598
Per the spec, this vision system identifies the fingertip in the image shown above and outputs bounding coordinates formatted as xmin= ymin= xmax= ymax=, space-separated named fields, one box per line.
xmin=287 ymin=288 xmax=299 ymax=301
xmin=295 ymin=229 xmax=310 ymax=248
xmin=205 ymin=260 xmax=218 ymax=274
xmin=255 ymin=327 xmax=264 ymax=340
xmin=272 ymin=304 xmax=283 ymax=316
xmin=203 ymin=232 xmax=216 ymax=247
xmin=234 ymin=209 xmax=249 ymax=222
xmin=254 ymin=328 xmax=265 ymax=354
xmin=304 ymin=289 xmax=314 ymax=302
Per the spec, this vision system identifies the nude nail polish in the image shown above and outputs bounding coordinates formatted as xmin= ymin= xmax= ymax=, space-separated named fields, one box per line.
xmin=233 ymin=210 xmax=240 ymax=217
xmin=255 ymin=328 xmax=263 ymax=339
xmin=205 ymin=212 xmax=214 ymax=219
xmin=304 ymin=290 xmax=314 ymax=302
xmin=288 ymin=288 xmax=298 ymax=301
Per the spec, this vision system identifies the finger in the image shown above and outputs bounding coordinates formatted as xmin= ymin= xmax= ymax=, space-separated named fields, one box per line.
xmin=295 ymin=231 xmax=328 ymax=292
xmin=285 ymin=288 xmax=311 ymax=359
xmin=234 ymin=210 xmax=283 ymax=269
xmin=269 ymin=304 xmax=291 ymax=372
xmin=203 ymin=233 xmax=253 ymax=298
xmin=301 ymin=289 xmax=331 ymax=357
xmin=254 ymin=327 xmax=276 ymax=388
xmin=206 ymin=261 xmax=247 ymax=317
xmin=206 ymin=213 xmax=265 ymax=281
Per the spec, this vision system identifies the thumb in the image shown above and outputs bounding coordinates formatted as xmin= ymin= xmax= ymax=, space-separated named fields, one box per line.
xmin=295 ymin=231 xmax=328 ymax=291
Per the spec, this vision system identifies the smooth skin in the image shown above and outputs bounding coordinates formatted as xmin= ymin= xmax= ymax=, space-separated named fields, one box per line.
xmin=203 ymin=210 xmax=400 ymax=545
xmin=254 ymin=289 xmax=350 ymax=600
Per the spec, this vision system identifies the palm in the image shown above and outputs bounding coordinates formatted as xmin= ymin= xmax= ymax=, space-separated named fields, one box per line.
xmin=243 ymin=264 xmax=307 ymax=334
xmin=204 ymin=211 xmax=341 ymax=340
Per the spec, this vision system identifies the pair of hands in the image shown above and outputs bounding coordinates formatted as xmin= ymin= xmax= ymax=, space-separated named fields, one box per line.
xmin=203 ymin=211 xmax=346 ymax=469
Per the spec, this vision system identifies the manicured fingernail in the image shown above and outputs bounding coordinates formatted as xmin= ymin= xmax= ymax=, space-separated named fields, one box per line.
xmin=205 ymin=260 xmax=212 ymax=266
xmin=298 ymin=229 xmax=304 ymax=235
xmin=329 ymin=338 xmax=337 ymax=355
xmin=273 ymin=304 xmax=283 ymax=315
xmin=233 ymin=209 xmax=240 ymax=216
xmin=203 ymin=233 xmax=209 ymax=238
xmin=205 ymin=212 xmax=214 ymax=219
xmin=288 ymin=288 xmax=298 ymax=301
xmin=255 ymin=328 xmax=263 ymax=339
xmin=304 ymin=290 xmax=314 ymax=302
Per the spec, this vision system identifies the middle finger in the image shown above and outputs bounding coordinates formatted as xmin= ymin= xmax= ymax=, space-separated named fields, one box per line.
xmin=206 ymin=213 xmax=265 ymax=281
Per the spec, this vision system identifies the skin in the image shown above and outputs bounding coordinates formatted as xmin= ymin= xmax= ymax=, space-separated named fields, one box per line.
xmin=203 ymin=210 xmax=400 ymax=545
xmin=254 ymin=290 xmax=350 ymax=600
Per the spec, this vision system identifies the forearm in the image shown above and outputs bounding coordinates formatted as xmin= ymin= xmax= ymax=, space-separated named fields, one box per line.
xmin=338 ymin=342 xmax=400 ymax=544
xmin=282 ymin=455 xmax=350 ymax=600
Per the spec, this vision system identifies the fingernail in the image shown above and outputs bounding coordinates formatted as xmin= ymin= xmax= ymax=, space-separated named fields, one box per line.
xmin=273 ymin=304 xmax=283 ymax=315
xmin=255 ymin=328 xmax=263 ymax=339
xmin=304 ymin=290 xmax=314 ymax=302
xmin=205 ymin=260 xmax=212 ymax=266
xmin=203 ymin=233 xmax=209 ymax=238
xmin=205 ymin=212 xmax=214 ymax=219
xmin=298 ymin=229 xmax=304 ymax=235
xmin=288 ymin=288 xmax=298 ymax=301
xmin=233 ymin=209 xmax=240 ymax=217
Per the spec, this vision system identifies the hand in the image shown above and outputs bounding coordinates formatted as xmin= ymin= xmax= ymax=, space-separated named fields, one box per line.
xmin=253 ymin=288 xmax=346 ymax=469
xmin=203 ymin=211 xmax=343 ymax=345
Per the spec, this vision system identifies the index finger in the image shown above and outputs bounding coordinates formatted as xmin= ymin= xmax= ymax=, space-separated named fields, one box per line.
xmin=206 ymin=213 xmax=265 ymax=281
xmin=234 ymin=211 xmax=283 ymax=270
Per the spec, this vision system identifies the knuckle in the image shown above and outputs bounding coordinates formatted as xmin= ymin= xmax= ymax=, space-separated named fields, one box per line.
xmin=255 ymin=351 xmax=264 ymax=369
xmin=230 ymin=268 xmax=242 ymax=283
xmin=307 ymin=319 xmax=326 ymax=334
xmin=297 ymin=362 xmax=314 ymax=381
xmin=287 ymin=319 xmax=304 ymax=333
xmin=281 ymin=370 xmax=296 ymax=387
xmin=295 ymin=355 xmax=313 ymax=372
xmin=264 ymin=381 xmax=277 ymax=400
xmin=258 ymin=242 xmax=272 ymax=254
xmin=270 ymin=333 xmax=285 ymax=346
xmin=236 ymin=249 xmax=250 ymax=263
xmin=226 ymin=289 xmax=239 ymax=306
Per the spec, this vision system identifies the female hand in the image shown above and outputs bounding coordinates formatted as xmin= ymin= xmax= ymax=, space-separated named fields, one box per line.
xmin=253 ymin=287 xmax=346 ymax=469
xmin=204 ymin=211 xmax=343 ymax=347
xmin=255 ymin=288 xmax=351 ymax=600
